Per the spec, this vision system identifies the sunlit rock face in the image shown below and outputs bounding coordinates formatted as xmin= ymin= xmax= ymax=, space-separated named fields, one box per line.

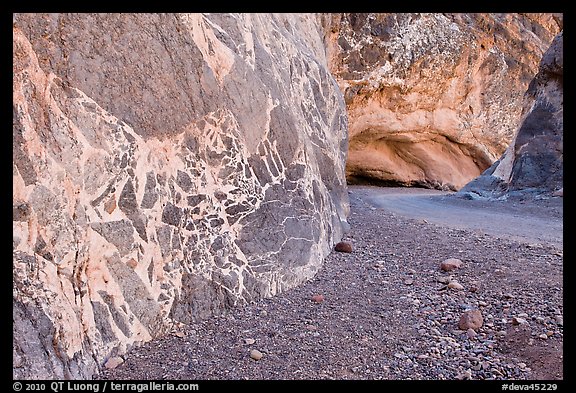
xmin=326 ymin=13 xmax=561 ymax=190
xmin=13 ymin=13 xmax=349 ymax=379
xmin=458 ymin=31 xmax=563 ymax=199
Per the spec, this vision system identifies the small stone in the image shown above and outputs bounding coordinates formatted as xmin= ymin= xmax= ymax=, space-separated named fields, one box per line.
xmin=518 ymin=362 xmax=527 ymax=369
xmin=104 ymin=356 xmax=124 ymax=369
xmin=174 ymin=331 xmax=186 ymax=338
xmin=126 ymin=258 xmax=138 ymax=269
xmin=311 ymin=294 xmax=324 ymax=303
xmin=440 ymin=258 xmax=463 ymax=272
xmin=456 ymin=369 xmax=472 ymax=380
xmin=335 ymin=241 xmax=352 ymax=253
xmin=467 ymin=328 xmax=477 ymax=339
xmin=250 ymin=349 xmax=263 ymax=360
xmin=478 ymin=301 xmax=488 ymax=307
xmin=554 ymin=315 xmax=563 ymax=326
xmin=448 ymin=281 xmax=464 ymax=290
xmin=517 ymin=313 xmax=529 ymax=318
xmin=538 ymin=334 xmax=548 ymax=340
xmin=512 ymin=317 xmax=528 ymax=325
xmin=404 ymin=278 xmax=414 ymax=286
xmin=437 ymin=276 xmax=451 ymax=284
xmin=546 ymin=330 xmax=554 ymax=337
xmin=458 ymin=309 xmax=483 ymax=330
xmin=244 ymin=338 xmax=256 ymax=345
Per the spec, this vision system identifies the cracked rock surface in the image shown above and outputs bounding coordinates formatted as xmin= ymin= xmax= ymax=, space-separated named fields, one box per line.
xmin=13 ymin=13 xmax=349 ymax=379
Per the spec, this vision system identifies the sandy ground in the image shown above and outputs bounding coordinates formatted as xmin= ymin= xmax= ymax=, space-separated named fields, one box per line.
xmin=352 ymin=186 xmax=563 ymax=248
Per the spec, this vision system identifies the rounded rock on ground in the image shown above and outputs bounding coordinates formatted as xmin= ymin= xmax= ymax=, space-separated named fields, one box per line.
xmin=458 ymin=309 xmax=483 ymax=330
xmin=311 ymin=294 xmax=324 ymax=303
xmin=244 ymin=338 xmax=256 ymax=345
xmin=335 ymin=241 xmax=353 ymax=253
xmin=440 ymin=258 xmax=463 ymax=272
xmin=448 ymin=281 xmax=464 ymax=290
xmin=512 ymin=317 xmax=528 ymax=325
xmin=250 ymin=349 xmax=263 ymax=360
xmin=104 ymin=356 xmax=124 ymax=370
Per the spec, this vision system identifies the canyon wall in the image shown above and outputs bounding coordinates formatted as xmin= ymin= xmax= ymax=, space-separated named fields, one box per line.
xmin=327 ymin=13 xmax=562 ymax=190
xmin=13 ymin=13 xmax=349 ymax=379
xmin=458 ymin=31 xmax=563 ymax=199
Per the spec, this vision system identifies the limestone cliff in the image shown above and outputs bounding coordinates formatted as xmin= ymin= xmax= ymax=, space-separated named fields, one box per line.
xmin=13 ymin=13 xmax=349 ymax=379
xmin=458 ymin=31 xmax=563 ymax=199
xmin=327 ymin=13 xmax=561 ymax=190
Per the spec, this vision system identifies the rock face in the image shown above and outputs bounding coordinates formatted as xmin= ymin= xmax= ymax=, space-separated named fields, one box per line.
xmin=13 ymin=13 xmax=349 ymax=379
xmin=459 ymin=31 xmax=563 ymax=199
xmin=327 ymin=13 xmax=562 ymax=190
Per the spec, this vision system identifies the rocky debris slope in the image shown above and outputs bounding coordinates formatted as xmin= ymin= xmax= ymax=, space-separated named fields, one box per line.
xmin=459 ymin=31 xmax=563 ymax=199
xmin=99 ymin=187 xmax=563 ymax=380
xmin=327 ymin=13 xmax=562 ymax=190
xmin=13 ymin=13 xmax=349 ymax=379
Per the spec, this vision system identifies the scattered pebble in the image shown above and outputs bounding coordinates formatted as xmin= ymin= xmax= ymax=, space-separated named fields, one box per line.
xmin=459 ymin=309 xmax=483 ymax=330
xmin=250 ymin=349 xmax=263 ymax=360
xmin=311 ymin=294 xmax=325 ymax=303
xmin=448 ymin=281 xmax=464 ymax=290
xmin=512 ymin=317 xmax=528 ymax=325
xmin=244 ymin=338 xmax=256 ymax=345
xmin=104 ymin=357 xmax=124 ymax=370
xmin=440 ymin=258 xmax=463 ymax=272
xmin=335 ymin=241 xmax=353 ymax=253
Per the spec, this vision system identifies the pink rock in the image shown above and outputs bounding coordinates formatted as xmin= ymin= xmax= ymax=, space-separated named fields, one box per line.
xmin=440 ymin=258 xmax=463 ymax=272
xmin=335 ymin=241 xmax=353 ymax=253
xmin=459 ymin=309 xmax=483 ymax=330
xmin=311 ymin=294 xmax=324 ymax=303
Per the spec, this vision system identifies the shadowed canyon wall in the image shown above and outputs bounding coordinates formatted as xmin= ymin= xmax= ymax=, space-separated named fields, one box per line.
xmin=326 ymin=13 xmax=561 ymax=190
xmin=13 ymin=13 xmax=349 ymax=379
xmin=458 ymin=31 xmax=563 ymax=199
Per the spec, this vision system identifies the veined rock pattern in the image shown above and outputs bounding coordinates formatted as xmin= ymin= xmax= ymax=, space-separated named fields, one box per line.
xmin=13 ymin=13 xmax=349 ymax=379
xmin=459 ymin=31 xmax=563 ymax=199
xmin=327 ymin=13 xmax=562 ymax=190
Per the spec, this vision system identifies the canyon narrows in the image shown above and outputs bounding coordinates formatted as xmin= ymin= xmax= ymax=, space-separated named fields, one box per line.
xmin=13 ymin=13 xmax=563 ymax=380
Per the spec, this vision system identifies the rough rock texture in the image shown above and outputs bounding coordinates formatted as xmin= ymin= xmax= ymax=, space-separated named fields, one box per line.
xmin=13 ymin=13 xmax=349 ymax=379
xmin=327 ymin=13 xmax=562 ymax=190
xmin=458 ymin=31 xmax=563 ymax=199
